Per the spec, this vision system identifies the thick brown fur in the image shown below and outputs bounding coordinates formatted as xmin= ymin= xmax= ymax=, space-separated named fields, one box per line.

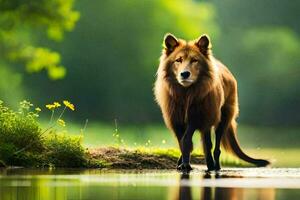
xmin=154 ymin=33 xmax=269 ymax=171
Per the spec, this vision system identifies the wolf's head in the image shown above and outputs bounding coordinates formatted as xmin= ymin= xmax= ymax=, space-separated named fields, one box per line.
xmin=160 ymin=33 xmax=213 ymax=88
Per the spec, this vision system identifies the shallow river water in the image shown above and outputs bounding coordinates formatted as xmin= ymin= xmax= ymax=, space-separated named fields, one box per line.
xmin=0 ymin=167 xmax=300 ymax=200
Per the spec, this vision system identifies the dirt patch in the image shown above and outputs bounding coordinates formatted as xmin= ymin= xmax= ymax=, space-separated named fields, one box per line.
xmin=88 ymin=147 xmax=205 ymax=169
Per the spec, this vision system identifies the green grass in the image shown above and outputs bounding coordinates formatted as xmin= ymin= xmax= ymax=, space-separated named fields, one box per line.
xmin=62 ymin=122 xmax=300 ymax=148
xmin=61 ymin=122 xmax=176 ymax=148
xmin=61 ymin=122 xmax=300 ymax=168
xmin=0 ymin=100 xmax=88 ymax=168
xmin=0 ymin=100 xmax=246 ymax=169
xmin=2 ymin=100 xmax=299 ymax=168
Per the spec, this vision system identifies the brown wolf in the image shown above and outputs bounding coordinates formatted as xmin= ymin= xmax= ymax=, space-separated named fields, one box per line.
xmin=154 ymin=33 xmax=270 ymax=172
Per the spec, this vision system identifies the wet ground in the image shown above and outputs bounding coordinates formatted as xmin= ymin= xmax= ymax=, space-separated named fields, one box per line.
xmin=0 ymin=166 xmax=300 ymax=200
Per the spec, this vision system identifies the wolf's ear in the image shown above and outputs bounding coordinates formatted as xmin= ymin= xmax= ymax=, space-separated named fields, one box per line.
xmin=163 ymin=33 xmax=179 ymax=54
xmin=195 ymin=34 xmax=211 ymax=55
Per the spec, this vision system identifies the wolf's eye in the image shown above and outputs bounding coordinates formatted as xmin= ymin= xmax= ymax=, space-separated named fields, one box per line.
xmin=191 ymin=58 xmax=198 ymax=63
xmin=175 ymin=57 xmax=182 ymax=63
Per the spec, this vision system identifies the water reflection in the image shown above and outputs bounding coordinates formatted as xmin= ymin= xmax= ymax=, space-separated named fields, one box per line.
xmin=176 ymin=174 xmax=192 ymax=200
xmin=0 ymin=169 xmax=298 ymax=200
xmin=175 ymin=173 xmax=276 ymax=200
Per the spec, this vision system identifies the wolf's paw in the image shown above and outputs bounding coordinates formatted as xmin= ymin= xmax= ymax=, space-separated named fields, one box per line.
xmin=205 ymin=168 xmax=215 ymax=173
xmin=214 ymin=164 xmax=221 ymax=172
xmin=177 ymin=155 xmax=183 ymax=167
xmin=177 ymin=163 xmax=193 ymax=173
xmin=205 ymin=162 xmax=216 ymax=172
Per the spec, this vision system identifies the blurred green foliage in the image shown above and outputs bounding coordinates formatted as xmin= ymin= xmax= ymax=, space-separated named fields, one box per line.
xmin=0 ymin=0 xmax=299 ymax=126
xmin=0 ymin=0 xmax=79 ymax=105
xmin=25 ymin=0 xmax=218 ymax=123
xmin=212 ymin=0 xmax=300 ymax=125
xmin=240 ymin=28 xmax=300 ymax=124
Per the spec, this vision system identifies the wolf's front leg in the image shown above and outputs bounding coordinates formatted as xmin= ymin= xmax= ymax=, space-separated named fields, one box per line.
xmin=171 ymin=123 xmax=186 ymax=169
xmin=178 ymin=125 xmax=195 ymax=172
xmin=201 ymin=130 xmax=215 ymax=172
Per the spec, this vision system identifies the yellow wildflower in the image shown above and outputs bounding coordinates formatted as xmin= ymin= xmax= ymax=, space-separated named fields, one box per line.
xmin=46 ymin=104 xmax=55 ymax=110
xmin=57 ymin=119 xmax=66 ymax=127
xmin=53 ymin=102 xmax=61 ymax=108
xmin=63 ymin=100 xmax=75 ymax=111
xmin=162 ymin=140 xmax=166 ymax=144
xmin=35 ymin=107 xmax=42 ymax=112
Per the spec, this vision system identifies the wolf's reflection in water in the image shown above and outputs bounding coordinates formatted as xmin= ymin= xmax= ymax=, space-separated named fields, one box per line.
xmin=177 ymin=174 xmax=192 ymax=200
xmin=174 ymin=173 xmax=275 ymax=200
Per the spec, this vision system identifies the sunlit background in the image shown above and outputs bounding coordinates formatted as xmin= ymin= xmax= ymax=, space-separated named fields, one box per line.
xmin=0 ymin=0 xmax=299 ymax=166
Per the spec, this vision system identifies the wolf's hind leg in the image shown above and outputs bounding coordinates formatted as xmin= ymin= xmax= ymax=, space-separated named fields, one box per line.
xmin=214 ymin=106 xmax=233 ymax=171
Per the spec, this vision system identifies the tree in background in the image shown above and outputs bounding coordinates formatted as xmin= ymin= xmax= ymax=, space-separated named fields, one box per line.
xmin=24 ymin=0 xmax=218 ymax=123
xmin=2 ymin=0 xmax=299 ymax=126
xmin=0 ymin=0 xmax=79 ymax=104
xmin=212 ymin=0 xmax=300 ymax=125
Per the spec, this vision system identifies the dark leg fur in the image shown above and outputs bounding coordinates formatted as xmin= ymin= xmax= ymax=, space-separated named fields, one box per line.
xmin=177 ymin=155 xmax=183 ymax=166
xmin=214 ymin=107 xmax=231 ymax=171
xmin=172 ymin=124 xmax=186 ymax=168
xmin=178 ymin=125 xmax=195 ymax=172
xmin=201 ymin=130 xmax=215 ymax=171
xmin=214 ymin=121 xmax=225 ymax=171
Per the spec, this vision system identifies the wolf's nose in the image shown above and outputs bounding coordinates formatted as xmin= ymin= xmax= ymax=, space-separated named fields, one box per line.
xmin=180 ymin=71 xmax=190 ymax=79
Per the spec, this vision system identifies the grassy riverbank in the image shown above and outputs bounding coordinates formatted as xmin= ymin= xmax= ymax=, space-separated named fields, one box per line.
xmin=1 ymin=100 xmax=299 ymax=169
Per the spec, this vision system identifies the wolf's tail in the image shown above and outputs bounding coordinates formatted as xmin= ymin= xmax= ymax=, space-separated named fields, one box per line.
xmin=221 ymin=124 xmax=270 ymax=167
